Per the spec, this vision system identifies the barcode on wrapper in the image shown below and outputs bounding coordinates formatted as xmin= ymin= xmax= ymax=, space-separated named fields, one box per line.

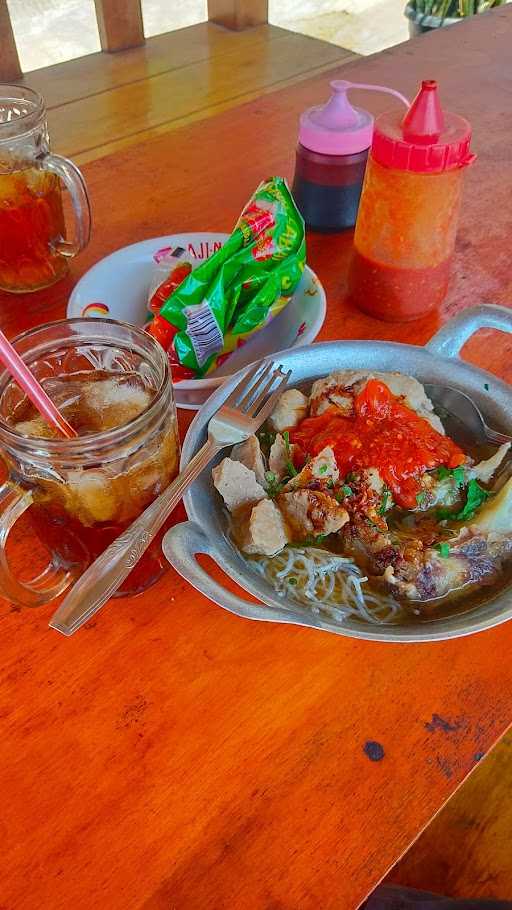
xmin=184 ymin=301 xmax=224 ymax=367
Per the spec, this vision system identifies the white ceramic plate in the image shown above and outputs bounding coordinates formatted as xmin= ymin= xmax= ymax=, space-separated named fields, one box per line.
xmin=67 ymin=233 xmax=326 ymax=409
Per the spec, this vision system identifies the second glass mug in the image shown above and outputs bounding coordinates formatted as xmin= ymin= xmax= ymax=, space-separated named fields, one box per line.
xmin=0 ymin=319 xmax=180 ymax=608
xmin=0 ymin=84 xmax=91 ymax=293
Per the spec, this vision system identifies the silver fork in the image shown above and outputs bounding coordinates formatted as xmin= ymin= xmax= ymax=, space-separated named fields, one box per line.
xmin=49 ymin=360 xmax=291 ymax=636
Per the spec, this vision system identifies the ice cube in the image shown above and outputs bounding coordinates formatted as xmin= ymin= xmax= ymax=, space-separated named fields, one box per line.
xmin=81 ymin=377 xmax=153 ymax=431
xmin=42 ymin=378 xmax=83 ymax=413
xmin=25 ymin=167 xmax=51 ymax=195
xmin=67 ymin=469 xmax=118 ymax=525
xmin=14 ymin=416 xmax=60 ymax=439
xmin=112 ymin=425 xmax=179 ymax=522
xmin=159 ymin=421 xmax=180 ymax=478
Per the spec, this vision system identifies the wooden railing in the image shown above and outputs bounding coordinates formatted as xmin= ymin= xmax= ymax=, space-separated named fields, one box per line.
xmin=0 ymin=0 xmax=269 ymax=81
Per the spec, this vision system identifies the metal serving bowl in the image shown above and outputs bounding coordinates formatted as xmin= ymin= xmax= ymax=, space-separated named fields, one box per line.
xmin=163 ymin=305 xmax=512 ymax=643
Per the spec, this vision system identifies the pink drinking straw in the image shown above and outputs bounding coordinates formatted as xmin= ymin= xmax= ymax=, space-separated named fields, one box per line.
xmin=0 ymin=328 xmax=77 ymax=439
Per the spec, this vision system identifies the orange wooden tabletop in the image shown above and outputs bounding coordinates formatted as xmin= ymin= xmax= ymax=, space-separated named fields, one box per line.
xmin=1 ymin=9 xmax=512 ymax=910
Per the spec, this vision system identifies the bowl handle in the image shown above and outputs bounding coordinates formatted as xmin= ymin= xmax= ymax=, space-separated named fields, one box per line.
xmin=163 ymin=520 xmax=298 ymax=625
xmin=426 ymin=304 xmax=512 ymax=359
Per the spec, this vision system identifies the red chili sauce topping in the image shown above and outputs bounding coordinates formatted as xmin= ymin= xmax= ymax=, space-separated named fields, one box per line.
xmin=289 ymin=379 xmax=465 ymax=509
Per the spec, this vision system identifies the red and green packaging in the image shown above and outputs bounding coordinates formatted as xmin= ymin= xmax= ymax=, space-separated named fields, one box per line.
xmin=147 ymin=247 xmax=193 ymax=316
xmin=149 ymin=177 xmax=306 ymax=379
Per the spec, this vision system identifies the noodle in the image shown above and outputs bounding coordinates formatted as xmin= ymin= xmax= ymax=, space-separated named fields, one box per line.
xmin=249 ymin=546 xmax=402 ymax=625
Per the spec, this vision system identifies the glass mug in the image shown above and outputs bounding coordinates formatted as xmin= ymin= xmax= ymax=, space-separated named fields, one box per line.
xmin=0 ymin=85 xmax=91 ymax=293
xmin=0 ymin=319 xmax=180 ymax=608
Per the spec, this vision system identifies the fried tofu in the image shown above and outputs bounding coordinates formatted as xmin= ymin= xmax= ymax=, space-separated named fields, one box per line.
xmin=310 ymin=370 xmax=444 ymax=433
xmin=277 ymin=489 xmax=349 ymax=539
xmin=468 ymin=443 xmax=510 ymax=485
xmin=231 ymin=434 xmax=267 ymax=486
xmin=284 ymin=446 xmax=339 ymax=491
xmin=269 ymin=433 xmax=295 ymax=481
xmin=472 ymin=476 xmax=512 ymax=534
xmin=268 ymin=389 xmax=308 ymax=432
xmin=235 ymin=499 xmax=290 ymax=556
xmin=212 ymin=458 xmax=266 ymax=513
xmin=310 ymin=375 xmax=353 ymax=417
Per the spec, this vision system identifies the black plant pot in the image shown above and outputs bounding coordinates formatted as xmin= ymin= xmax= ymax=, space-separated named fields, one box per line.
xmin=404 ymin=2 xmax=460 ymax=35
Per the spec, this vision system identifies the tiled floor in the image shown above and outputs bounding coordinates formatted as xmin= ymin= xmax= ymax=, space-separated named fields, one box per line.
xmin=271 ymin=0 xmax=409 ymax=56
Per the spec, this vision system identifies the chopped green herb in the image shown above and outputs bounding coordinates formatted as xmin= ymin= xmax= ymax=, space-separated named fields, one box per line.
xmin=346 ymin=471 xmax=358 ymax=483
xmin=318 ymin=464 xmax=328 ymax=474
xmin=335 ymin=485 xmax=353 ymax=503
xmin=437 ymin=479 xmax=490 ymax=522
xmin=455 ymin=479 xmax=490 ymax=521
xmin=416 ymin=491 xmax=427 ymax=506
xmin=264 ymin=471 xmax=282 ymax=498
xmin=452 ymin=466 xmax=466 ymax=488
xmin=378 ymin=487 xmax=393 ymax=516
xmin=436 ymin=465 xmax=466 ymax=487
xmin=484 ymin=382 xmax=489 ymax=391
xmin=282 ymin=431 xmax=298 ymax=477
xmin=436 ymin=542 xmax=450 ymax=558
xmin=301 ymin=533 xmax=328 ymax=546
xmin=288 ymin=577 xmax=297 ymax=586
xmin=327 ymin=478 xmax=335 ymax=489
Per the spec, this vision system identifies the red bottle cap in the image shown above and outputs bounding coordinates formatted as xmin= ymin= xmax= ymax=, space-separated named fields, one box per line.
xmin=371 ymin=80 xmax=475 ymax=173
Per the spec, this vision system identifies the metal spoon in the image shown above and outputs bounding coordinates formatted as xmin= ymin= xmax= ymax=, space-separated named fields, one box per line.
xmin=424 ymin=384 xmax=512 ymax=448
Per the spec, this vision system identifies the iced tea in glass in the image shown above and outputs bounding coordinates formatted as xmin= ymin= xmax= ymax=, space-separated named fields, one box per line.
xmin=0 ymin=318 xmax=180 ymax=607
xmin=0 ymin=84 xmax=90 ymax=293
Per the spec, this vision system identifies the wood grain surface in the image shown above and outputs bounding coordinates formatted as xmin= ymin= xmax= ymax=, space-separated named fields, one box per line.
xmin=387 ymin=730 xmax=512 ymax=899
xmin=207 ymin=0 xmax=269 ymax=30
xmin=48 ymin=30 xmax=352 ymax=162
xmin=0 ymin=0 xmax=22 ymax=81
xmin=1 ymin=8 xmax=512 ymax=909
xmin=17 ymin=23 xmax=355 ymax=166
xmin=94 ymin=0 xmax=145 ymax=52
xmin=24 ymin=23 xmax=295 ymax=109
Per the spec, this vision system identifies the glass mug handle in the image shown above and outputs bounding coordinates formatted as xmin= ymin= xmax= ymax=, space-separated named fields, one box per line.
xmin=0 ymin=481 xmax=76 ymax=607
xmin=39 ymin=152 xmax=92 ymax=258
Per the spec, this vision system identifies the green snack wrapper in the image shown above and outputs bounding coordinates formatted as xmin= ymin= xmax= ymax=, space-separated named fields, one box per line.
xmin=157 ymin=176 xmax=306 ymax=377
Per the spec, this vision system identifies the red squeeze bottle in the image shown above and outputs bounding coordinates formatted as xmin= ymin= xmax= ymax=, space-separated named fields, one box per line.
xmin=347 ymin=80 xmax=476 ymax=322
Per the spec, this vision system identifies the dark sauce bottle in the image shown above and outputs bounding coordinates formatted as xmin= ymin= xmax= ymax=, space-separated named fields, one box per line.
xmin=292 ymin=80 xmax=410 ymax=233
xmin=293 ymin=144 xmax=368 ymax=232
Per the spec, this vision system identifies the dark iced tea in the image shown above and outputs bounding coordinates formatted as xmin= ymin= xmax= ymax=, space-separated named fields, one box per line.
xmin=0 ymin=168 xmax=68 ymax=292
xmin=9 ymin=369 xmax=179 ymax=596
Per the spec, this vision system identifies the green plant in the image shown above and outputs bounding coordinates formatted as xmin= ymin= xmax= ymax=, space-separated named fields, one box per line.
xmin=411 ymin=0 xmax=506 ymax=16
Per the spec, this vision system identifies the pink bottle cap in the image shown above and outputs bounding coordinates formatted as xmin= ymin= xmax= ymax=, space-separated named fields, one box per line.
xmin=298 ymin=80 xmax=410 ymax=157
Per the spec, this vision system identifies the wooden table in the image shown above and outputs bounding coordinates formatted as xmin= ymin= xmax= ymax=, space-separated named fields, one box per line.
xmin=1 ymin=9 xmax=512 ymax=909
